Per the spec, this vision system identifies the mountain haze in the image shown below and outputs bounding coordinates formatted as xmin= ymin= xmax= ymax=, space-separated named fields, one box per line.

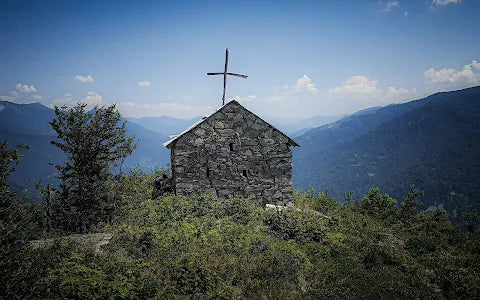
xmin=126 ymin=116 xmax=202 ymax=137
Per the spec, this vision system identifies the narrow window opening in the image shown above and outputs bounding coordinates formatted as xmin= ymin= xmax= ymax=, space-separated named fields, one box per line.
xmin=243 ymin=170 xmax=247 ymax=177
xmin=229 ymin=143 xmax=234 ymax=151
xmin=207 ymin=167 xmax=210 ymax=177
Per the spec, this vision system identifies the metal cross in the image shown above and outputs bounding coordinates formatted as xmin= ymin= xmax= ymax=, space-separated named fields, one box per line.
xmin=207 ymin=48 xmax=248 ymax=105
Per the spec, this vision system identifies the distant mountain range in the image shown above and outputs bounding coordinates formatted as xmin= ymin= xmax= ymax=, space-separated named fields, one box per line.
xmin=271 ymin=115 xmax=344 ymax=136
xmin=125 ymin=114 xmax=342 ymax=137
xmin=0 ymin=101 xmax=173 ymax=195
xmin=0 ymin=100 xmax=339 ymax=197
xmin=125 ymin=116 xmax=202 ymax=137
xmin=293 ymin=86 xmax=480 ymax=222
xmin=2 ymin=87 xmax=479 ymax=220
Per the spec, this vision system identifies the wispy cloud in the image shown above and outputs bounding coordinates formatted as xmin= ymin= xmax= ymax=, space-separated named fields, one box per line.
xmin=329 ymin=76 xmax=380 ymax=95
xmin=327 ymin=75 xmax=419 ymax=109
xmin=82 ymin=92 xmax=102 ymax=106
xmin=432 ymin=0 xmax=461 ymax=7
xmin=384 ymin=86 xmax=419 ymax=102
xmin=232 ymin=94 xmax=257 ymax=104
xmin=379 ymin=0 xmax=400 ymax=12
xmin=50 ymin=92 xmax=102 ymax=108
xmin=74 ymin=74 xmax=94 ymax=83
xmin=282 ymin=75 xmax=318 ymax=95
xmin=138 ymin=80 xmax=151 ymax=87
xmin=117 ymin=101 xmax=214 ymax=119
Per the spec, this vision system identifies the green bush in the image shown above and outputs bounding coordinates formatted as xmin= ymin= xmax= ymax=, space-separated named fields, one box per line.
xmin=4 ymin=169 xmax=480 ymax=299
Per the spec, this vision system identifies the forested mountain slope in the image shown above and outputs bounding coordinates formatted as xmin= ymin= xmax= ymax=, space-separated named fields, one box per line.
xmin=293 ymin=86 xmax=480 ymax=220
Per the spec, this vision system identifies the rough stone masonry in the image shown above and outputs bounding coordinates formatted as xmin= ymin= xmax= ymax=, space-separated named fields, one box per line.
xmin=164 ymin=100 xmax=299 ymax=206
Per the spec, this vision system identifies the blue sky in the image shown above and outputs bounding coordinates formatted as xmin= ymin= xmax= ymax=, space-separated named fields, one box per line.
xmin=1 ymin=0 xmax=479 ymax=120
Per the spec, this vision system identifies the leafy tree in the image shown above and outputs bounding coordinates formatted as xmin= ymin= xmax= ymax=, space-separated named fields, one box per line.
xmin=463 ymin=206 xmax=480 ymax=233
xmin=354 ymin=187 xmax=398 ymax=222
xmin=48 ymin=103 xmax=136 ymax=233
xmin=399 ymin=184 xmax=423 ymax=223
xmin=294 ymin=189 xmax=338 ymax=213
xmin=0 ymin=141 xmax=29 ymax=296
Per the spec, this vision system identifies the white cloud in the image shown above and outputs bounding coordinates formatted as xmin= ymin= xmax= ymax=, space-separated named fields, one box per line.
xmin=74 ymin=74 xmax=94 ymax=83
xmin=379 ymin=1 xmax=400 ymax=12
xmin=121 ymin=101 xmax=135 ymax=108
xmin=15 ymin=84 xmax=36 ymax=93
xmin=385 ymin=86 xmax=419 ymax=102
xmin=233 ymin=94 xmax=257 ymax=104
xmin=0 ymin=95 xmax=14 ymax=102
xmin=0 ymin=84 xmax=42 ymax=104
xmin=282 ymin=75 xmax=318 ymax=95
xmin=50 ymin=94 xmax=74 ymax=107
xmin=329 ymin=76 xmax=380 ymax=95
xmin=50 ymin=92 xmax=102 ymax=108
xmin=265 ymin=96 xmax=283 ymax=103
xmin=470 ymin=60 xmax=480 ymax=71
xmin=252 ymin=75 xmax=318 ymax=105
xmin=424 ymin=60 xmax=480 ymax=90
xmin=82 ymin=92 xmax=102 ymax=106
xmin=432 ymin=0 xmax=461 ymax=7
xmin=322 ymin=75 xmax=422 ymax=116
xmin=117 ymin=101 xmax=215 ymax=119
xmin=138 ymin=80 xmax=151 ymax=87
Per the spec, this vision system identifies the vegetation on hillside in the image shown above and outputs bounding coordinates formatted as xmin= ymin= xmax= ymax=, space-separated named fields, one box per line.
xmin=2 ymin=164 xmax=479 ymax=298
xmin=1 ymin=101 xmax=479 ymax=299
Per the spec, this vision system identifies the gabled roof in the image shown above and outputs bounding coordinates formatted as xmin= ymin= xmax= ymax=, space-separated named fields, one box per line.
xmin=163 ymin=100 xmax=299 ymax=148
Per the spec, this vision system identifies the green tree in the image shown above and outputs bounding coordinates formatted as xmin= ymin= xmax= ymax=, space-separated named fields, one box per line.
xmin=48 ymin=103 xmax=136 ymax=233
xmin=354 ymin=187 xmax=398 ymax=222
xmin=399 ymin=185 xmax=423 ymax=223
xmin=0 ymin=141 xmax=29 ymax=296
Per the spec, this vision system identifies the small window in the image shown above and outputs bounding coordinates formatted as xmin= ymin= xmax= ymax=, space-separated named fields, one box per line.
xmin=207 ymin=167 xmax=210 ymax=177
xmin=242 ymin=170 xmax=247 ymax=177
xmin=229 ymin=143 xmax=234 ymax=151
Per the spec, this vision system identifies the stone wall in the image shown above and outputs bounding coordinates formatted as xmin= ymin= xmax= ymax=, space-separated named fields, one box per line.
xmin=169 ymin=101 xmax=294 ymax=205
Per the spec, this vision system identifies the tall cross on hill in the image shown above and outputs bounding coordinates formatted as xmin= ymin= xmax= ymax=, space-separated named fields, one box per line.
xmin=207 ymin=48 xmax=248 ymax=106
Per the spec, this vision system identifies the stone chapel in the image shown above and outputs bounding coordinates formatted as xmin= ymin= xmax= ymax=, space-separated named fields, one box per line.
xmin=163 ymin=100 xmax=299 ymax=205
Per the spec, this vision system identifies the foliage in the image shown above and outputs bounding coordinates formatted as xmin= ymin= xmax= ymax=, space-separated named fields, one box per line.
xmin=399 ymin=184 xmax=424 ymax=223
xmin=0 ymin=141 xmax=30 ymax=297
xmin=354 ymin=187 xmax=397 ymax=222
xmin=45 ymin=103 xmax=136 ymax=233
xmin=3 ymin=168 xmax=480 ymax=298
xmin=294 ymin=188 xmax=339 ymax=213
xmin=294 ymin=87 xmax=480 ymax=224
xmin=463 ymin=207 xmax=480 ymax=233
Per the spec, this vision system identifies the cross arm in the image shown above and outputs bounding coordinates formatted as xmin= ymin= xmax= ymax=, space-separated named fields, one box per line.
xmin=207 ymin=72 xmax=248 ymax=78
xmin=227 ymin=72 xmax=248 ymax=78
